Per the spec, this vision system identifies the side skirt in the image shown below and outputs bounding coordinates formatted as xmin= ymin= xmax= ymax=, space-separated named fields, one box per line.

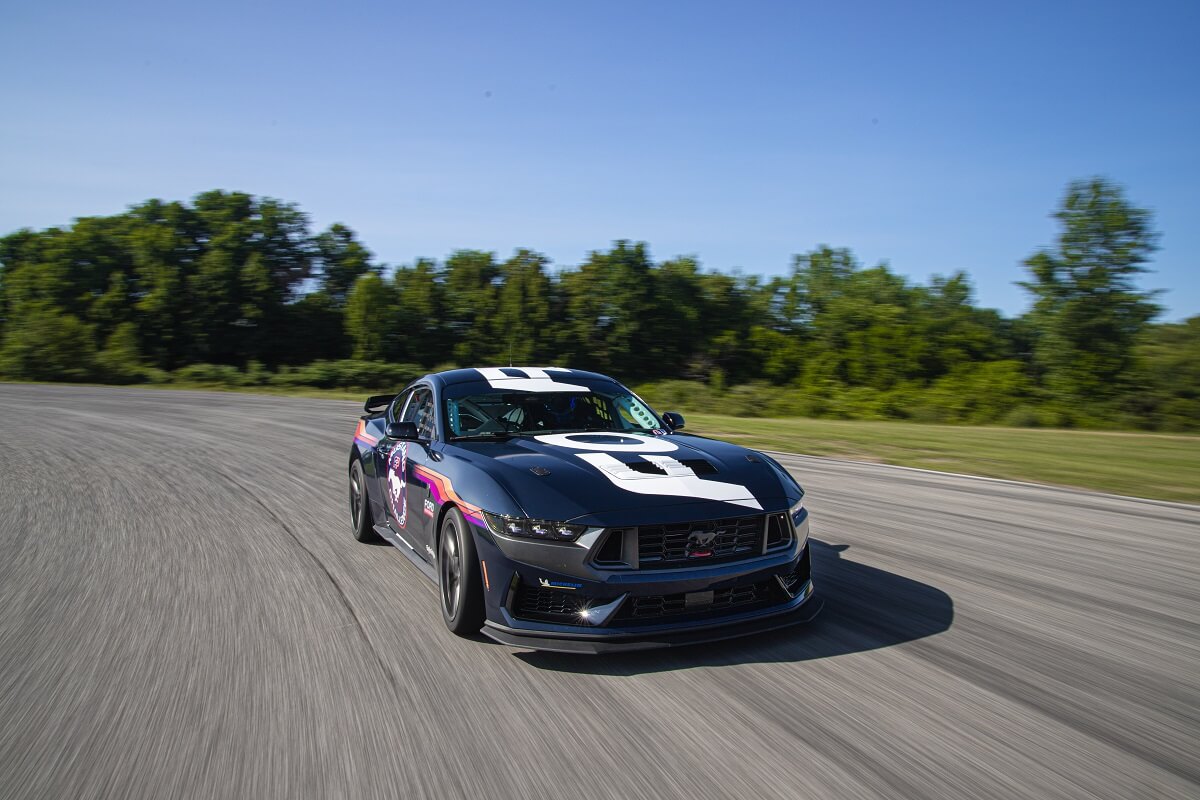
xmin=373 ymin=523 xmax=438 ymax=584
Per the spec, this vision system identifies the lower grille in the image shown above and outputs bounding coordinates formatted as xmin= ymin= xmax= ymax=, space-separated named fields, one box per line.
xmin=638 ymin=515 xmax=763 ymax=568
xmin=513 ymin=585 xmax=587 ymax=623
xmin=615 ymin=579 xmax=777 ymax=623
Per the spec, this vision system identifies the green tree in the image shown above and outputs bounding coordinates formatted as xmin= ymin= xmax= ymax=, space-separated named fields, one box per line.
xmin=126 ymin=199 xmax=199 ymax=369
xmin=187 ymin=246 xmax=240 ymax=363
xmin=443 ymin=250 xmax=499 ymax=365
xmin=95 ymin=321 xmax=145 ymax=384
xmin=695 ymin=270 xmax=758 ymax=386
xmin=283 ymin=292 xmax=348 ymax=363
xmin=345 ymin=273 xmax=393 ymax=361
xmin=393 ymin=258 xmax=444 ymax=365
xmin=782 ymin=246 xmax=858 ymax=332
xmin=787 ymin=249 xmax=929 ymax=390
xmin=649 ymin=257 xmax=706 ymax=377
xmin=315 ymin=223 xmax=377 ymax=303
xmin=185 ymin=191 xmax=314 ymax=365
xmin=1131 ymin=317 xmax=1200 ymax=430
xmin=917 ymin=272 xmax=1008 ymax=377
xmin=492 ymin=249 xmax=553 ymax=365
xmin=1020 ymin=177 xmax=1160 ymax=399
xmin=559 ymin=241 xmax=660 ymax=379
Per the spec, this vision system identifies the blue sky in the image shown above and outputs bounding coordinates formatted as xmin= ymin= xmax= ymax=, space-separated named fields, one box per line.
xmin=2 ymin=1 xmax=1197 ymax=320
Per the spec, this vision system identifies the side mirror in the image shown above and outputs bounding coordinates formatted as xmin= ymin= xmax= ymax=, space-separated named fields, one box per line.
xmin=662 ymin=411 xmax=685 ymax=430
xmin=385 ymin=421 xmax=420 ymax=440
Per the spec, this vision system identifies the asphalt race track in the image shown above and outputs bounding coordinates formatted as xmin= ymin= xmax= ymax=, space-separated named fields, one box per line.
xmin=1 ymin=385 xmax=1197 ymax=800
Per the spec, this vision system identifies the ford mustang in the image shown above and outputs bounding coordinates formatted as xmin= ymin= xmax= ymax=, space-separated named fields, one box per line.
xmin=348 ymin=366 xmax=820 ymax=652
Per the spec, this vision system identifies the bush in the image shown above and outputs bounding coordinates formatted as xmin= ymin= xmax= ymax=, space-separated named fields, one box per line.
xmin=267 ymin=360 xmax=423 ymax=390
xmin=632 ymin=381 xmax=716 ymax=414
xmin=912 ymin=361 xmax=1035 ymax=425
xmin=721 ymin=383 xmax=777 ymax=418
xmin=0 ymin=307 xmax=97 ymax=382
xmin=238 ymin=360 xmax=269 ymax=387
xmin=172 ymin=363 xmax=243 ymax=385
xmin=998 ymin=405 xmax=1051 ymax=428
xmin=1155 ymin=397 xmax=1200 ymax=432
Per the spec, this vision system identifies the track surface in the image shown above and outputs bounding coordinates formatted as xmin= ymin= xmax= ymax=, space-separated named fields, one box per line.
xmin=1 ymin=385 xmax=1197 ymax=800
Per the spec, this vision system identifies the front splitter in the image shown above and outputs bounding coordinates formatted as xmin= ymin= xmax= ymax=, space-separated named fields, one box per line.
xmin=480 ymin=593 xmax=824 ymax=654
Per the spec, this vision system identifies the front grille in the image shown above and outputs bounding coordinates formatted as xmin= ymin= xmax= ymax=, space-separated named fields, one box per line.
xmin=638 ymin=515 xmax=763 ymax=568
xmin=615 ymin=579 xmax=777 ymax=623
xmin=512 ymin=584 xmax=587 ymax=623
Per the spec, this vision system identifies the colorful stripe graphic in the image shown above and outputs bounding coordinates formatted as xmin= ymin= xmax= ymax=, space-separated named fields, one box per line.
xmin=412 ymin=465 xmax=487 ymax=527
xmin=354 ymin=419 xmax=380 ymax=447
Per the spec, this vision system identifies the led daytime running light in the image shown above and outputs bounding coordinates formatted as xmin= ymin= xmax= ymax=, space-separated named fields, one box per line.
xmin=484 ymin=512 xmax=586 ymax=542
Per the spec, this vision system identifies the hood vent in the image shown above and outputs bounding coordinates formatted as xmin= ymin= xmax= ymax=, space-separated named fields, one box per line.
xmin=623 ymin=458 xmax=717 ymax=476
xmin=529 ymin=466 xmax=551 ymax=476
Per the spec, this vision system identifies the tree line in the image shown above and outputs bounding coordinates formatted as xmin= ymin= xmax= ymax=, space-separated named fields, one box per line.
xmin=0 ymin=180 xmax=1196 ymax=430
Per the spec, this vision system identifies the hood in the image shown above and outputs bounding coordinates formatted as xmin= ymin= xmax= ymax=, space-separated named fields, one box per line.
xmin=445 ymin=431 xmax=797 ymax=526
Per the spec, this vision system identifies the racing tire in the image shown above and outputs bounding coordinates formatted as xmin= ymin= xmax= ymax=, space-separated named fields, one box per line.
xmin=349 ymin=459 xmax=379 ymax=543
xmin=438 ymin=507 xmax=485 ymax=635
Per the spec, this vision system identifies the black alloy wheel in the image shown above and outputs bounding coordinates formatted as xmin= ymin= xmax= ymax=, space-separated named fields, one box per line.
xmin=438 ymin=507 xmax=484 ymax=634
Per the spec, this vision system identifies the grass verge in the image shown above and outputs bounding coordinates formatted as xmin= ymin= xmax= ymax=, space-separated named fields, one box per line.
xmin=684 ymin=413 xmax=1200 ymax=504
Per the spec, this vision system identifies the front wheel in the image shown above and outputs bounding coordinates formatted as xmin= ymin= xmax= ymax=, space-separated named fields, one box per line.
xmin=438 ymin=507 xmax=484 ymax=635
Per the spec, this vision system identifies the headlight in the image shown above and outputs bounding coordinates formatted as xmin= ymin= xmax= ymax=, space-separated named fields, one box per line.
xmin=789 ymin=497 xmax=809 ymax=547
xmin=483 ymin=512 xmax=587 ymax=542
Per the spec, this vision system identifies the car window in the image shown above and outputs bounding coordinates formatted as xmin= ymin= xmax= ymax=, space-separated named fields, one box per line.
xmin=390 ymin=389 xmax=413 ymax=422
xmin=614 ymin=394 xmax=659 ymax=430
xmin=444 ymin=387 xmax=661 ymax=438
xmin=402 ymin=387 xmax=436 ymax=440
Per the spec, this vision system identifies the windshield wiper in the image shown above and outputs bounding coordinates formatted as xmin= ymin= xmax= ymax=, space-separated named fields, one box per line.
xmin=450 ymin=431 xmax=527 ymax=441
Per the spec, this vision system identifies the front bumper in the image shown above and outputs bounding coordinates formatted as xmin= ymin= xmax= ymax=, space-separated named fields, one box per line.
xmin=471 ymin=513 xmax=820 ymax=653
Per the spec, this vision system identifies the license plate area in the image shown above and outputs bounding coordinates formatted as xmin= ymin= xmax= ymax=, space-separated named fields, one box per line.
xmin=684 ymin=590 xmax=715 ymax=608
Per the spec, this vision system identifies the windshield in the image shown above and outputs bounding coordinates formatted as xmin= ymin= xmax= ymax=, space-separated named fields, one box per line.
xmin=444 ymin=387 xmax=662 ymax=439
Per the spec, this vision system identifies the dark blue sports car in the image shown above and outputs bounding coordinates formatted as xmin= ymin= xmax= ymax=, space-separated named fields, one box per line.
xmin=348 ymin=366 xmax=820 ymax=652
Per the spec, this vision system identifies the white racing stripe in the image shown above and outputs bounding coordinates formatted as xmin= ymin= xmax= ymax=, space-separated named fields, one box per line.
xmin=576 ymin=452 xmax=763 ymax=509
xmin=475 ymin=367 xmax=589 ymax=392
xmin=533 ymin=432 xmax=678 ymax=452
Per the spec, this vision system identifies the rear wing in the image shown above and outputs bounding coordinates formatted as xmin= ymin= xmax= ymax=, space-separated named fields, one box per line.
xmin=363 ymin=393 xmax=395 ymax=413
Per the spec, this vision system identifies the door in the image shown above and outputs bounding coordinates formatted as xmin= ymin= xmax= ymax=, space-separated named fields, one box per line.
xmin=376 ymin=388 xmax=415 ymax=548
xmin=380 ymin=385 xmax=438 ymax=562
